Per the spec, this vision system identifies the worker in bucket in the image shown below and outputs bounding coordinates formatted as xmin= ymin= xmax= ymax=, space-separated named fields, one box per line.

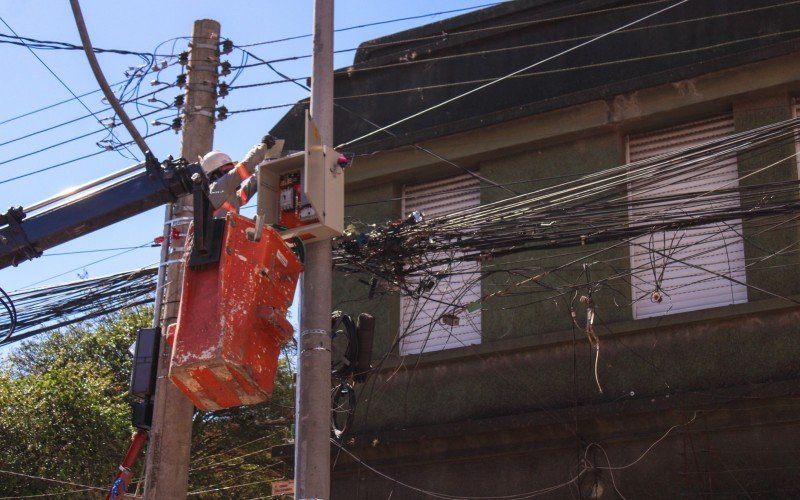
xmin=200 ymin=134 xmax=277 ymax=216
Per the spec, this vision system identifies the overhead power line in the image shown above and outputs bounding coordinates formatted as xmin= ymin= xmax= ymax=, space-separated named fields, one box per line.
xmin=0 ymin=32 xmax=169 ymax=57
xmin=44 ymin=246 xmax=150 ymax=256
xmin=334 ymin=116 xmax=800 ymax=308
xmin=0 ymin=16 xmax=139 ymax=160
xmin=338 ymin=0 xmax=689 ymax=148
xmin=0 ymin=468 xmax=106 ymax=493
xmin=236 ymin=2 xmax=504 ymax=48
xmin=0 ymin=104 xmax=171 ymax=170
xmin=0 ymin=85 xmax=175 ymax=149
xmin=0 ymin=124 xmax=172 ymax=185
xmin=0 ymin=60 xmax=179 ymax=126
xmin=231 ymin=0 xmax=692 ymax=72
xmin=228 ymin=2 xmax=798 ymax=107
xmin=0 ymin=267 xmax=158 ymax=346
xmin=226 ymin=102 xmax=297 ymax=116
xmin=339 ymin=2 xmax=800 ymax=78
xmin=70 ymin=0 xmax=151 ymax=156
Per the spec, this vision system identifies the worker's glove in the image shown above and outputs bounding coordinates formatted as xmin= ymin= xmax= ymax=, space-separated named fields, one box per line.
xmin=241 ymin=143 xmax=270 ymax=172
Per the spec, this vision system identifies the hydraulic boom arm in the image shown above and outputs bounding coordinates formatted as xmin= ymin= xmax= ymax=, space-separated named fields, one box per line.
xmin=0 ymin=154 xmax=205 ymax=271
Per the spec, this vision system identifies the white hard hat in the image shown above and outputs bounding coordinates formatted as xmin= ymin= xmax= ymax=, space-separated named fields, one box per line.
xmin=199 ymin=150 xmax=234 ymax=174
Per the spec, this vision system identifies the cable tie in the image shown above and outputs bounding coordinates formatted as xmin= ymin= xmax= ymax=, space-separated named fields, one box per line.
xmin=165 ymin=216 xmax=193 ymax=225
xmin=184 ymin=83 xmax=216 ymax=95
xmin=301 ymin=346 xmax=331 ymax=355
xmin=158 ymin=259 xmax=184 ymax=267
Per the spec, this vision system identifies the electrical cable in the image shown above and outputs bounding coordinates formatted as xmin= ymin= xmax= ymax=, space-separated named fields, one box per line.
xmin=0 ymin=469 xmax=106 ymax=493
xmin=0 ymin=84 xmax=175 ymax=149
xmin=233 ymin=1 xmax=797 ymax=77
xmin=330 ymin=310 xmax=358 ymax=377
xmin=0 ymin=57 xmax=180 ymax=127
xmin=331 ymin=380 xmax=356 ymax=439
xmin=323 ymin=28 xmax=800 ymax=108
xmin=0 ymin=285 xmax=17 ymax=343
xmin=235 ymin=46 xmax=516 ymax=194
xmin=0 ymin=487 xmax=101 ymax=498
xmin=228 ymin=21 xmax=800 ymax=123
xmin=43 ymin=246 xmax=148 ymax=256
xmin=24 ymin=240 xmax=155 ymax=289
xmin=338 ymin=1 xmax=800 ymax=77
xmin=186 ymin=479 xmax=275 ymax=496
xmin=334 ymin=117 xmax=800 ymax=336
xmin=226 ymin=102 xmax=297 ymax=116
xmin=337 ymin=0 xmax=692 ymax=148
xmin=236 ymin=3 xmax=504 ymax=48
xmin=328 ymin=408 xmax=699 ymax=499
xmin=189 ymin=446 xmax=275 ymax=472
xmin=0 ymin=32 xmax=170 ymax=57
xmin=0 ymin=16 xmax=139 ymax=161
xmin=190 ymin=435 xmax=274 ymax=466
xmin=69 ymin=0 xmax=150 ymax=156
xmin=0 ymin=121 xmax=172 ymax=185
xmin=0 ymin=87 xmax=104 ymax=126
xmin=0 ymin=267 xmax=157 ymax=346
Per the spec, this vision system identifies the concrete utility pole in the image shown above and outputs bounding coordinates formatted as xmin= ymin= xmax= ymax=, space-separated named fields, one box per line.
xmin=143 ymin=19 xmax=220 ymax=499
xmin=295 ymin=1 xmax=334 ymax=498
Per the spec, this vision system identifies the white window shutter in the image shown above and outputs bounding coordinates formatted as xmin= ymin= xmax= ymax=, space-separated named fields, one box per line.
xmin=400 ymin=175 xmax=481 ymax=355
xmin=627 ymin=116 xmax=748 ymax=319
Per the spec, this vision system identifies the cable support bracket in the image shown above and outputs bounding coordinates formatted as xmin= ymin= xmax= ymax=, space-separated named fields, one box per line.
xmin=187 ymin=63 xmax=219 ymax=73
xmin=189 ymin=42 xmax=217 ymax=50
xmin=301 ymin=346 xmax=331 ymax=354
xmin=165 ymin=216 xmax=193 ymax=226
xmin=185 ymin=109 xmax=215 ymax=118
xmin=301 ymin=328 xmax=329 ymax=337
xmin=185 ymin=83 xmax=217 ymax=95
xmin=157 ymin=259 xmax=183 ymax=267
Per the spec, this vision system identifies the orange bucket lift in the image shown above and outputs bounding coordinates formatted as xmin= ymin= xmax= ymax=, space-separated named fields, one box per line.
xmin=166 ymin=213 xmax=302 ymax=410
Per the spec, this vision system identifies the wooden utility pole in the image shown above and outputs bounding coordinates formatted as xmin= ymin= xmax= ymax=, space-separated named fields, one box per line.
xmin=143 ymin=19 xmax=220 ymax=499
xmin=296 ymin=1 xmax=334 ymax=498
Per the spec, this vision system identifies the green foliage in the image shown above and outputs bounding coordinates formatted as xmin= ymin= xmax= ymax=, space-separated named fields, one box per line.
xmin=0 ymin=363 xmax=130 ymax=496
xmin=0 ymin=306 xmax=296 ymax=498
xmin=7 ymin=307 xmax=151 ymax=389
xmin=0 ymin=307 xmax=149 ymax=497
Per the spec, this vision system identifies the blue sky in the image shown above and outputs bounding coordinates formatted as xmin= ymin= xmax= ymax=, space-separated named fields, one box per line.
xmin=0 ymin=1 xmax=498 ymax=338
